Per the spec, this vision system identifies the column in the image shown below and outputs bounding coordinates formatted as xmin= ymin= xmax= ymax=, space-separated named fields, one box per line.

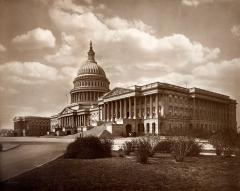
xmin=80 ymin=115 xmax=82 ymax=126
xmin=139 ymin=98 xmax=142 ymax=118
xmin=83 ymin=115 xmax=86 ymax=126
xmin=129 ymin=97 xmax=132 ymax=119
xmin=124 ymin=99 xmax=127 ymax=119
xmin=98 ymin=106 xmax=101 ymax=121
xmin=107 ymin=103 xmax=110 ymax=121
xmin=133 ymin=97 xmax=137 ymax=119
xmin=115 ymin=101 xmax=118 ymax=119
xmin=155 ymin=93 xmax=159 ymax=118
xmin=144 ymin=96 xmax=147 ymax=119
xmin=120 ymin=100 xmax=122 ymax=118
xmin=150 ymin=95 xmax=153 ymax=118
xmin=105 ymin=103 xmax=108 ymax=121
xmin=111 ymin=101 xmax=114 ymax=121
xmin=103 ymin=104 xmax=106 ymax=121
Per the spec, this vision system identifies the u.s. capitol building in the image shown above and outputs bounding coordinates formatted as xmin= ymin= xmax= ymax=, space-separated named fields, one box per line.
xmin=50 ymin=42 xmax=237 ymax=137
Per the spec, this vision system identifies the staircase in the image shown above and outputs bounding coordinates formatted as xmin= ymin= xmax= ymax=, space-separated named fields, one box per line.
xmin=83 ymin=123 xmax=113 ymax=138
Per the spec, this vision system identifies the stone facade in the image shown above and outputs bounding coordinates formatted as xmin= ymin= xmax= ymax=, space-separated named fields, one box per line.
xmin=50 ymin=42 xmax=237 ymax=137
xmin=13 ymin=116 xmax=50 ymax=136
xmin=98 ymin=84 xmax=237 ymax=137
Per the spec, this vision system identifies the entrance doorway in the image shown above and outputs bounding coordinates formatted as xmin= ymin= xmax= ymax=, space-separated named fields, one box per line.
xmin=126 ymin=124 xmax=132 ymax=137
xmin=138 ymin=123 xmax=144 ymax=135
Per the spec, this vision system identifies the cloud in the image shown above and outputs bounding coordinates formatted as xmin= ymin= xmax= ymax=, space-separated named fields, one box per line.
xmin=181 ymin=0 xmax=215 ymax=7
xmin=182 ymin=0 xmax=200 ymax=7
xmin=0 ymin=43 xmax=7 ymax=52
xmin=105 ymin=17 xmax=153 ymax=33
xmin=0 ymin=61 xmax=59 ymax=83
xmin=231 ymin=25 xmax=240 ymax=39
xmin=44 ymin=32 xmax=81 ymax=66
xmin=0 ymin=86 xmax=19 ymax=94
xmin=192 ymin=58 xmax=240 ymax=85
xmin=48 ymin=1 xmax=219 ymax=71
xmin=12 ymin=28 xmax=56 ymax=50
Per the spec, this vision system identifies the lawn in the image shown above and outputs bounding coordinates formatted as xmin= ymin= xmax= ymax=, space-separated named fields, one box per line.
xmin=1 ymin=154 xmax=240 ymax=191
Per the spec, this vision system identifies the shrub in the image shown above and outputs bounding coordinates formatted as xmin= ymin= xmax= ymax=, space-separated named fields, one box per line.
xmin=135 ymin=138 xmax=151 ymax=164
xmin=171 ymin=137 xmax=195 ymax=162
xmin=209 ymin=128 xmax=237 ymax=157
xmin=154 ymin=138 xmax=202 ymax=157
xmin=118 ymin=148 xmax=124 ymax=157
xmin=154 ymin=139 xmax=173 ymax=153
xmin=186 ymin=140 xmax=203 ymax=157
xmin=122 ymin=141 xmax=135 ymax=155
xmin=64 ymin=136 xmax=112 ymax=159
xmin=141 ymin=135 xmax=161 ymax=157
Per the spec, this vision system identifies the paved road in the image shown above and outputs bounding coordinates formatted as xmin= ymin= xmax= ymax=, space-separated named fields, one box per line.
xmin=0 ymin=143 xmax=68 ymax=181
xmin=0 ymin=136 xmax=74 ymax=143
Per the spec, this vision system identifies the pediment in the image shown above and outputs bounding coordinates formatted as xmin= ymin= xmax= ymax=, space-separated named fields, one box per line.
xmin=60 ymin=107 xmax=74 ymax=115
xmin=103 ymin=87 xmax=132 ymax=98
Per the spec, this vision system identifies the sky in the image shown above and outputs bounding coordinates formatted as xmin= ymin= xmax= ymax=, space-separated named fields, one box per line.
xmin=0 ymin=0 xmax=240 ymax=129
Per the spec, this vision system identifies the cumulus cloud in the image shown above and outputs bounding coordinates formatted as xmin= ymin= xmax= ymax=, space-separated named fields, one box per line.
xmin=0 ymin=43 xmax=7 ymax=52
xmin=0 ymin=61 xmax=58 ymax=82
xmin=181 ymin=0 xmax=215 ymax=7
xmin=182 ymin=0 xmax=200 ymax=7
xmin=47 ymin=1 xmax=220 ymax=72
xmin=12 ymin=28 xmax=56 ymax=50
xmin=231 ymin=25 xmax=240 ymax=39
xmin=44 ymin=32 xmax=82 ymax=66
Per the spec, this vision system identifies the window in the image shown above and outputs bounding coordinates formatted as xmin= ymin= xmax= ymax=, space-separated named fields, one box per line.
xmin=146 ymin=123 xmax=150 ymax=133
xmin=152 ymin=107 xmax=155 ymax=117
xmin=147 ymin=108 xmax=150 ymax=118
xmin=152 ymin=123 xmax=156 ymax=134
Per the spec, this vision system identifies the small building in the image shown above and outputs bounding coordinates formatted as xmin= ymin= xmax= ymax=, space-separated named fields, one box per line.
xmin=13 ymin=116 xmax=50 ymax=136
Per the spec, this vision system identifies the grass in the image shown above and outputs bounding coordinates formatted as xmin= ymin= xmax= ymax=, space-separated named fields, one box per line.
xmin=1 ymin=153 xmax=240 ymax=191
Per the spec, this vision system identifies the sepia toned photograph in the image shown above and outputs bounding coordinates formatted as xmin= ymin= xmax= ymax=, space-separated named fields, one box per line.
xmin=0 ymin=0 xmax=240 ymax=190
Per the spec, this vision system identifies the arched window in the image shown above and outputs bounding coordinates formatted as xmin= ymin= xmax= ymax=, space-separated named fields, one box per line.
xmin=146 ymin=123 xmax=150 ymax=133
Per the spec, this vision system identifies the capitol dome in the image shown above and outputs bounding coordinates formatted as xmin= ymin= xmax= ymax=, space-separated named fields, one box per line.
xmin=77 ymin=62 xmax=106 ymax=77
xmin=77 ymin=42 xmax=106 ymax=77
xmin=70 ymin=41 xmax=110 ymax=105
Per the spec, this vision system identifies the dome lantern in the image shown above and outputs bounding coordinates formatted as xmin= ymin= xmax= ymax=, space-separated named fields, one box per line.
xmin=88 ymin=41 xmax=95 ymax=62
